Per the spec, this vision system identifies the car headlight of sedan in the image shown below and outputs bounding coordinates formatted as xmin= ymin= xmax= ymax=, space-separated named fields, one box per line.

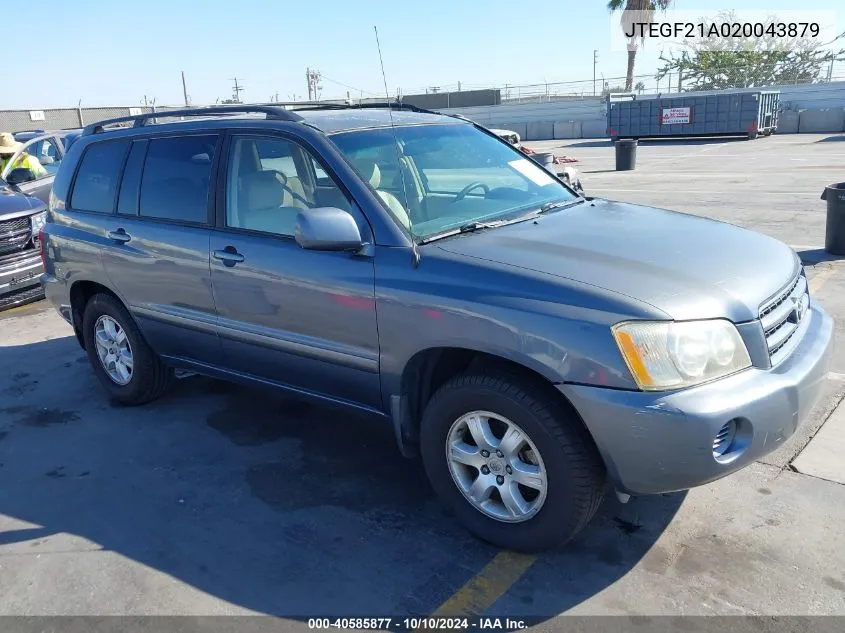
xmin=612 ymin=319 xmax=752 ymax=391
xmin=30 ymin=210 xmax=48 ymax=234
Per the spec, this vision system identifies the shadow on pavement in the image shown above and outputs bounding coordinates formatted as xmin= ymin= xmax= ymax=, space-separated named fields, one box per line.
xmin=797 ymin=248 xmax=845 ymax=266
xmin=632 ymin=137 xmax=748 ymax=147
xmin=0 ymin=335 xmax=685 ymax=622
xmin=561 ymin=136 xmax=749 ymax=149
xmin=556 ymin=139 xmax=614 ymax=149
xmin=816 ymin=135 xmax=845 ymax=143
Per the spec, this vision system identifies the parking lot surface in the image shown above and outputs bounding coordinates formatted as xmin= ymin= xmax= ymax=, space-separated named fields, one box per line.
xmin=1 ymin=133 xmax=845 ymax=625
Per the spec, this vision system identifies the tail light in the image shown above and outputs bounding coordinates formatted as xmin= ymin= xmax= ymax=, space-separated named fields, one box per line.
xmin=38 ymin=228 xmax=47 ymax=269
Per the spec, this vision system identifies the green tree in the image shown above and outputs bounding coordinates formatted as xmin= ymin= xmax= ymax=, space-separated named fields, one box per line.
xmin=657 ymin=11 xmax=845 ymax=91
xmin=607 ymin=0 xmax=673 ymax=92
xmin=634 ymin=81 xmax=646 ymax=94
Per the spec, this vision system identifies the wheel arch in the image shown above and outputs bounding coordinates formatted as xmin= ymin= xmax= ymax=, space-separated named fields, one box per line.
xmin=68 ymin=279 xmax=124 ymax=349
xmin=390 ymin=346 xmax=595 ymax=459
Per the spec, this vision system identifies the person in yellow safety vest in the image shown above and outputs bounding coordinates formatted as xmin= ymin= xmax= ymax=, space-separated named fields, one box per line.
xmin=0 ymin=132 xmax=48 ymax=179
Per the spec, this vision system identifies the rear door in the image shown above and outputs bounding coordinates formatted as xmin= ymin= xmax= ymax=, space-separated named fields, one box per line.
xmin=83 ymin=133 xmax=224 ymax=365
xmin=208 ymin=131 xmax=381 ymax=409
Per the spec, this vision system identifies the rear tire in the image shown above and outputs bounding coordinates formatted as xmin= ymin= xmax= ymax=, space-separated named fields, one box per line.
xmin=420 ymin=372 xmax=605 ymax=552
xmin=82 ymin=293 xmax=173 ymax=405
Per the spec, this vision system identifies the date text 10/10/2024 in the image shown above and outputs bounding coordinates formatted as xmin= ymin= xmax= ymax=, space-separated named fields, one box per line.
xmin=307 ymin=617 xmax=528 ymax=630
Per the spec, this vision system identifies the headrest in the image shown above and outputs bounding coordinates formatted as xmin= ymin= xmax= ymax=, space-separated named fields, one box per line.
xmin=242 ymin=170 xmax=285 ymax=211
xmin=353 ymin=157 xmax=381 ymax=189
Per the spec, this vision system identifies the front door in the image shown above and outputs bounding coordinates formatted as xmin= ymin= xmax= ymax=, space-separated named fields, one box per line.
xmin=209 ymin=132 xmax=381 ymax=409
xmin=2 ymin=135 xmax=63 ymax=204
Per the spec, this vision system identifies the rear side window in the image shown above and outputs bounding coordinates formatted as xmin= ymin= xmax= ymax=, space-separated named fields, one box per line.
xmin=139 ymin=135 xmax=218 ymax=223
xmin=70 ymin=140 xmax=129 ymax=213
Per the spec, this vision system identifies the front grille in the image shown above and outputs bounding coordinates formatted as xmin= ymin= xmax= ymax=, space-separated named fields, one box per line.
xmin=759 ymin=270 xmax=810 ymax=365
xmin=0 ymin=246 xmax=38 ymax=266
xmin=0 ymin=216 xmax=32 ymax=257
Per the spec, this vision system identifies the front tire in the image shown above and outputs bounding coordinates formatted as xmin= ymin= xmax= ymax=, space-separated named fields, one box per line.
xmin=82 ymin=293 xmax=173 ymax=405
xmin=420 ymin=373 xmax=605 ymax=552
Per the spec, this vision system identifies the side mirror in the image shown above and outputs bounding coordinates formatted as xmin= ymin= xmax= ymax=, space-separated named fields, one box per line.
xmin=38 ymin=155 xmax=55 ymax=165
xmin=5 ymin=167 xmax=36 ymax=185
xmin=295 ymin=207 xmax=364 ymax=252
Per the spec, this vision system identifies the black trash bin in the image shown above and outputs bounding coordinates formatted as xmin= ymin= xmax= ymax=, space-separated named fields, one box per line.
xmin=822 ymin=182 xmax=845 ymax=256
xmin=615 ymin=139 xmax=637 ymax=171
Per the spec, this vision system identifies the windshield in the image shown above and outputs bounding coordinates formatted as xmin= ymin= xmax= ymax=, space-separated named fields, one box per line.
xmin=330 ymin=123 xmax=578 ymax=240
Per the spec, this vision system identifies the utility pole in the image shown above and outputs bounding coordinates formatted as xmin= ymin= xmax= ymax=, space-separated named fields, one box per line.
xmin=230 ymin=77 xmax=244 ymax=103
xmin=181 ymin=71 xmax=190 ymax=106
xmin=305 ymin=68 xmax=322 ymax=102
xmin=593 ymin=50 xmax=598 ymax=96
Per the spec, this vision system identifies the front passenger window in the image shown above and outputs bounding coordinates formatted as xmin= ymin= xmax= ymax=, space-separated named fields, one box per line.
xmin=226 ymin=136 xmax=352 ymax=237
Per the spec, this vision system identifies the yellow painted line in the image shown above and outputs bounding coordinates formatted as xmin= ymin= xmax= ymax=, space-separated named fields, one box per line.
xmin=425 ymin=551 xmax=536 ymax=620
xmin=1 ymin=303 xmax=35 ymax=316
xmin=809 ymin=266 xmax=836 ymax=294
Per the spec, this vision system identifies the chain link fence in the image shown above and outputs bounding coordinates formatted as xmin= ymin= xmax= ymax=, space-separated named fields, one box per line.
xmin=398 ymin=61 xmax=845 ymax=104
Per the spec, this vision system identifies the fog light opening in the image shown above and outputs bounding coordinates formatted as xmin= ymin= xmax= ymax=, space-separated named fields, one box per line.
xmin=713 ymin=419 xmax=738 ymax=458
xmin=712 ymin=417 xmax=752 ymax=464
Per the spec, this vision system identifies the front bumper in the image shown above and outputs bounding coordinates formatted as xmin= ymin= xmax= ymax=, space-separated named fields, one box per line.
xmin=0 ymin=251 xmax=43 ymax=308
xmin=562 ymin=303 xmax=834 ymax=495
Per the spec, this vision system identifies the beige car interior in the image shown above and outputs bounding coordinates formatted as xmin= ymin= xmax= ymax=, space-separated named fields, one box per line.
xmin=229 ymin=138 xmax=320 ymax=236
xmin=349 ymin=157 xmax=411 ymax=230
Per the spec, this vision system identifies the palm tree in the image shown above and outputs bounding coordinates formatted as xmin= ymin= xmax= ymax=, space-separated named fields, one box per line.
xmin=634 ymin=81 xmax=646 ymax=94
xmin=608 ymin=0 xmax=673 ymax=92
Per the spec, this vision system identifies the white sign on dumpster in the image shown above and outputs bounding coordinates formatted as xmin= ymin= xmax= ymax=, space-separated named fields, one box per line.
xmin=29 ymin=110 xmax=45 ymax=122
xmin=660 ymin=107 xmax=691 ymax=125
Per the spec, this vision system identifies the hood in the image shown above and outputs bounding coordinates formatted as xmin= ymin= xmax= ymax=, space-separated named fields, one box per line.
xmin=0 ymin=184 xmax=42 ymax=219
xmin=437 ymin=199 xmax=798 ymax=322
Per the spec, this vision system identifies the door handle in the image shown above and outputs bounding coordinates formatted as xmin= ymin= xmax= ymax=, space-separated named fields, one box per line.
xmin=107 ymin=228 xmax=131 ymax=243
xmin=213 ymin=247 xmax=245 ymax=265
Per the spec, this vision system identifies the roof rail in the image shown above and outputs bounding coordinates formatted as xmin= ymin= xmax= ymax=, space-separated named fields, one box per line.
xmin=281 ymin=101 xmax=439 ymax=115
xmin=82 ymin=104 xmax=304 ymax=136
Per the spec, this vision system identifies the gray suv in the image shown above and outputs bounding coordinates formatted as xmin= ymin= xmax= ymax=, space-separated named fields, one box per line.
xmin=40 ymin=104 xmax=834 ymax=551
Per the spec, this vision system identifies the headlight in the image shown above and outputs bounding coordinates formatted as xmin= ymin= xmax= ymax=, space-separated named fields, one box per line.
xmin=612 ymin=319 xmax=752 ymax=391
xmin=30 ymin=210 xmax=47 ymax=234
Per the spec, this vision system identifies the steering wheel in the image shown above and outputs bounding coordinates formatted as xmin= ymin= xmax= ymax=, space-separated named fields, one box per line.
xmin=453 ymin=182 xmax=490 ymax=203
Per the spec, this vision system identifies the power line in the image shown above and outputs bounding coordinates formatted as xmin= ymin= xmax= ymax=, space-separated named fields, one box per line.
xmin=320 ymin=74 xmax=381 ymax=96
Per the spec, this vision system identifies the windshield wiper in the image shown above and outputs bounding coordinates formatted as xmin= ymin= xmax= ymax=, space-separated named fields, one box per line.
xmin=419 ymin=219 xmax=510 ymax=244
xmin=419 ymin=199 xmax=585 ymax=244
xmin=538 ymin=198 xmax=584 ymax=214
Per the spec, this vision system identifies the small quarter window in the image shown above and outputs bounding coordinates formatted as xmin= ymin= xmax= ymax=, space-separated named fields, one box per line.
xmin=70 ymin=140 xmax=129 ymax=213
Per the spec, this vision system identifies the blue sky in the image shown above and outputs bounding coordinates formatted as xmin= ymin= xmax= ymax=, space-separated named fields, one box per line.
xmin=4 ymin=0 xmax=842 ymax=109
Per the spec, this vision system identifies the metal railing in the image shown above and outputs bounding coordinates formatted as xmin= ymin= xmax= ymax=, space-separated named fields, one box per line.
xmin=392 ymin=62 xmax=845 ymax=104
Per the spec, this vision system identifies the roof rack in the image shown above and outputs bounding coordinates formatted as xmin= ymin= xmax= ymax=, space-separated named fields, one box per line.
xmin=82 ymin=104 xmax=304 ymax=136
xmin=280 ymin=101 xmax=439 ymax=115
